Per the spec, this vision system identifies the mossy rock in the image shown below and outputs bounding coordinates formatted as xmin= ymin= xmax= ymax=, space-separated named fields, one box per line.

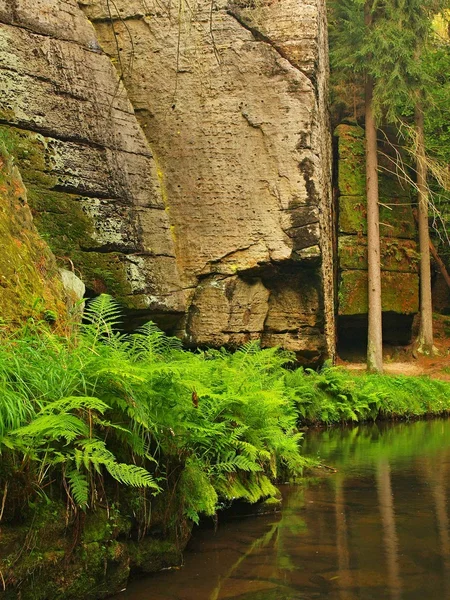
xmin=0 ymin=147 xmax=67 ymax=329
xmin=339 ymin=196 xmax=416 ymax=239
xmin=335 ymin=123 xmax=415 ymax=201
xmin=82 ymin=508 xmax=131 ymax=544
xmin=335 ymin=124 xmax=366 ymax=196
xmin=0 ymin=127 xmax=143 ymax=311
xmin=0 ymin=126 xmax=57 ymax=188
xmin=127 ymin=537 xmax=183 ymax=573
xmin=70 ymin=250 xmax=133 ymax=300
xmin=339 ymin=236 xmax=420 ymax=272
xmin=338 ymin=270 xmax=419 ymax=315
xmin=0 ymin=497 xmax=189 ymax=600
xmin=27 ymin=186 xmax=100 ymax=256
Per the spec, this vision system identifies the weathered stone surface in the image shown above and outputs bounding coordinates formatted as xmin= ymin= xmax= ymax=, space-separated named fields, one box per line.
xmin=335 ymin=123 xmax=419 ymax=329
xmin=60 ymin=267 xmax=86 ymax=314
xmin=186 ymin=276 xmax=270 ymax=346
xmin=0 ymin=1 xmax=184 ymax=318
xmin=339 ymin=236 xmax=420 ymax=273
xmin=339 ymin=270 xmax=419 ymax=316
xmin=339 ymin=196 xmax=416 ymax=239
xmin=335 ymin=124 xmax=412 ymax=199
xmin=0 ymin=0 xmax=334 ymax=362
xmin=0 ymin=145 xmax=67 ymax=327
xmin=82 ymin=0 xmax=334 ymax=361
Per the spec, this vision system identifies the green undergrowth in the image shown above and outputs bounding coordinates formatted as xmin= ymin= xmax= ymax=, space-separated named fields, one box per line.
xmin=1 ymin=297 xmax=449 ymax=530
xmin=2 ymin=296 xmax=450 ymax=596
xmin=286 ymin=365 xmax=450 ymax=424
xmin=0 ymin=295 xmax=306 ymax=531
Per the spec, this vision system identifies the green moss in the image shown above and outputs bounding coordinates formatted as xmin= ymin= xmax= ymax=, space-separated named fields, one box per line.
xmin=0 ymin=147 xmax=67 ymax=328
xmin=338 ymin=156 xmax=366 ymax=196
xmin=0 ymin=501 xmax=185 ymax=600
xmin=70 ymin=250 xmax=132 ymax=300
xmin=0 ymin=126 xmax=57 ymax=188
xmin=83 ymin=508 xmax=131 ymax=544
xmin=335 ymin=124 xmax=366 ymax=196
xmin=128 ymin=537 xmax=183 ymax=573
xmin=335 ymin=123 xmax=414 ymax=204
xmin=336 ymin=123 xmax=419 ymax=320
xmin=27 ymin=186 xmax=100 ymax=255
xmin=339 ymin=196 xmax=416 ymax=238
xmin=339 ymin=236 xmax=420 ymax=272
xmin=338 ymin=270 xmax=419 ymax=315
xmin=0 ymin=126 xmax=142 ymax=310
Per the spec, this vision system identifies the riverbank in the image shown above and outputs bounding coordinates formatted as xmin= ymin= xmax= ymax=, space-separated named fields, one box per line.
xmin=112 ymin=418 xmax=450 ymax=600
xmin=1 ymin=300 xmax=450 ymax=599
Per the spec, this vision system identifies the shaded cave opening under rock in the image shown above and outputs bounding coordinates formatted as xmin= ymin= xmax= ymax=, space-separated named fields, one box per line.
xmin=83 ymin=287 xmax=184 ymax=336
xmin=337 ymin=312 xmax=415 ymax=361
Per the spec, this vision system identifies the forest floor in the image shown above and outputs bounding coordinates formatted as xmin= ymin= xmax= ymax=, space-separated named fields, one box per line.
xmin=336 ymin=314 xmax=450 ymax=381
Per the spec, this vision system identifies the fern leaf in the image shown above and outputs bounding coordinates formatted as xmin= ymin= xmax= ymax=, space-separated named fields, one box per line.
xmin=67 ymin=469 xmax=89 ymax=508
xmin=105 ymin=462 xmax=160 ymax=491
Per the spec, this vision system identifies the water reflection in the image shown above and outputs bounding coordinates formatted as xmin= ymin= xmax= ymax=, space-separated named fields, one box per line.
xmin=114 ymin=419 xmax=450 ymax=600
xmin=376 ymin=460 xmax=401 ymax=600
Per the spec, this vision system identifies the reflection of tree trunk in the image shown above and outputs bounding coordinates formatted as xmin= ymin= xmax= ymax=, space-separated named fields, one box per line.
xmin=425 ymin=459 xmax=450 ymax=594
xmin=376 ymin=460 xmax=402 ymax=600
xmin=335 ymin=475 xmax=353 ymax=600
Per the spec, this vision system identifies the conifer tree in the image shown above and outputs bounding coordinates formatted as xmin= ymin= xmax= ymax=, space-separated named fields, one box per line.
xmin=372 ymin=0 xmax=449 ymax=355
xmin=329 ymin=0 xmax=449 ymax=365
xmin=328 ymin=0 xmax=384 ymax=372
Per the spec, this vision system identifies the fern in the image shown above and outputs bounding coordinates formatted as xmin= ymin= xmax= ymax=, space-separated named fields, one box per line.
xmin=7 ymin=294 xmax=450 ymax=531
xmin=67 ymin=469 xmax=89 ymax=508
xmin=82 ymin=294 xmax=123 ymax=344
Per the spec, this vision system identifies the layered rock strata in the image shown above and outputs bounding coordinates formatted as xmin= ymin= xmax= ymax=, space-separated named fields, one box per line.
xmin=336 ymin=123 xmax=419 ymax=347
xmin=0 ymin=0 xmax=184 ymax=326
xmin=0 ymin=0 xmax=333 ymax=362
xmin=83 ymin=0 xmax=334 ymax=361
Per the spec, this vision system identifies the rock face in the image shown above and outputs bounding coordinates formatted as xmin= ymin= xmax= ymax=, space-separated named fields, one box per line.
xmin=0 ymin=0 xmax=334 ymax=362
xmin=0 ymin=144 xmax=67 ymax=327
xmin=0 ymin=0 xmax=184 ymax=325
xmin=335 ymin=124 xmax=419 ymax=349
xmin=83 ymin=0 xmax=334 ymax=361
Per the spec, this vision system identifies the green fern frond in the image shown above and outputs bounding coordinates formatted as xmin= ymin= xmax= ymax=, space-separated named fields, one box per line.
xmin=82 ymin=295 xmax=123 ymax=341
xmin=40 ymin=396 xmax=110 ymax=415
xmin=67 ymin=469 xmax=89 ymax=508
xmin=11 ymin=414 xmax=89 ymax=444
xmin=105 ymin=462 xmax=160 ymax=491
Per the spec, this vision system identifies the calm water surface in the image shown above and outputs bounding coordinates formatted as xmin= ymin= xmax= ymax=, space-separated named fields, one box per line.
xmin=115 ymin=419 xmax=450 ymax=600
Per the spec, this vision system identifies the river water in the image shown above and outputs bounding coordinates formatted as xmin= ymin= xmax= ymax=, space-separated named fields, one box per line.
xmin=114 ymin=419 xmax=450 ymax=600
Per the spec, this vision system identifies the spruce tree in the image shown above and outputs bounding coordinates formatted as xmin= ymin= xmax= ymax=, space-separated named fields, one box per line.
xmin=329 ymin=0 xmax=384 ymax=372
xmin=329 ymin=0 xmax=449 ymax=364
xmin=372 ymin=0 xmax=449 ymax=355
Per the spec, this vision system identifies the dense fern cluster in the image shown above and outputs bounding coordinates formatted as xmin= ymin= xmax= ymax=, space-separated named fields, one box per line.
xmin=0 ymin=296 xmax=307 ymax=525
xmin=1 ymin=295 xmax=450 ymax=528
xmin=286 ymin=365 xmax=450 ymax=423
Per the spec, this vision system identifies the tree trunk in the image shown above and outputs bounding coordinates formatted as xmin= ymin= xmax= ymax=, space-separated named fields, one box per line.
xmin=415 ymin=100 xmax=434 ymax=354
xmin=365 ymin=77 xmax=383 ymax=372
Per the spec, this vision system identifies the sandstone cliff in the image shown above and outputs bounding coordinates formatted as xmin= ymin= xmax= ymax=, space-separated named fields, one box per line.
xmin=0 ymin=0 xmax=184 ymax=323
xmin=0 ymin=0 xmax=334 ymax=362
